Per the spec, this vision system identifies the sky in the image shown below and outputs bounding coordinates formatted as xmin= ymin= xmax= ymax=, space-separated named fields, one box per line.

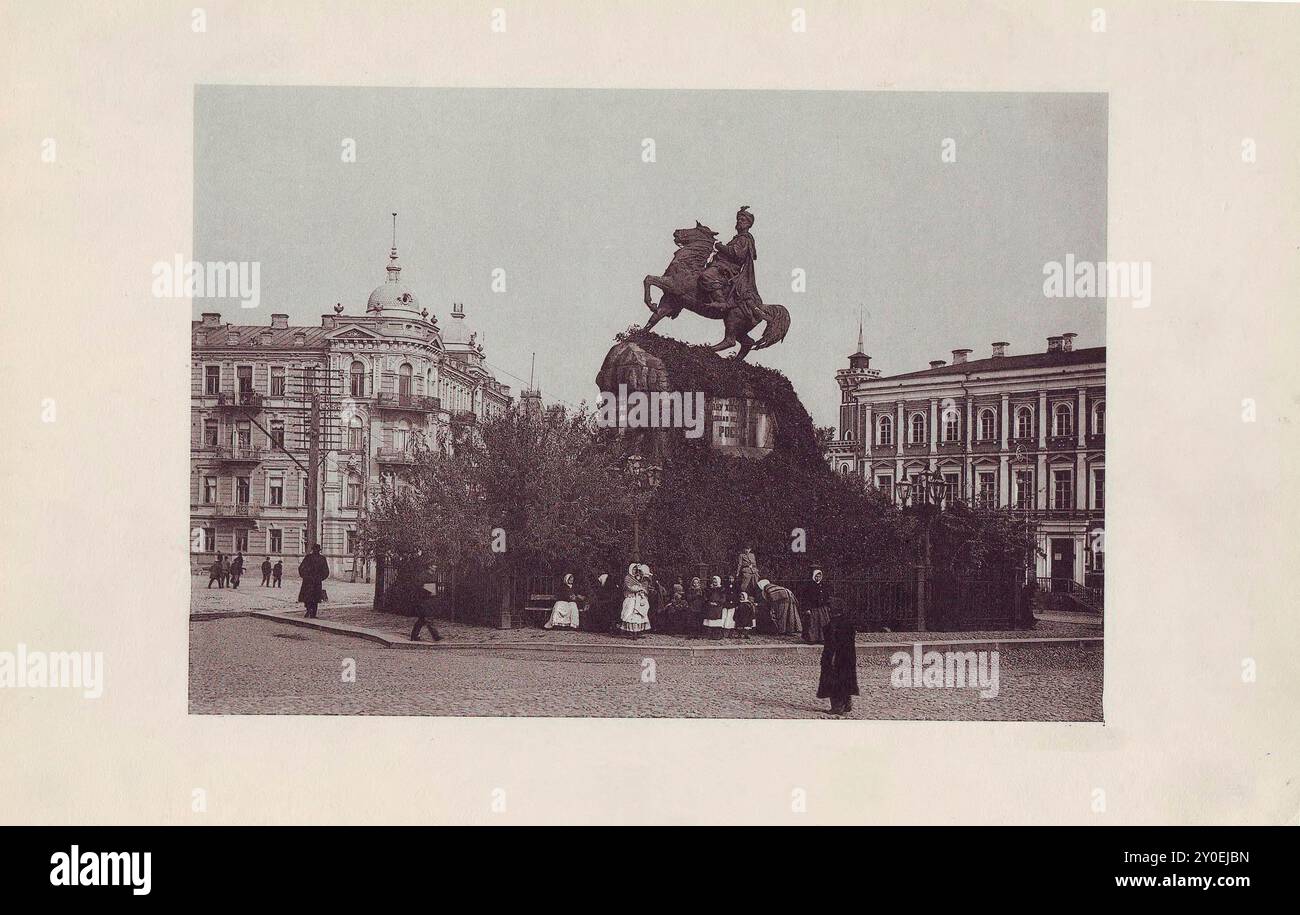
xmin=194 ymin=87 xmax=1106 ymax=428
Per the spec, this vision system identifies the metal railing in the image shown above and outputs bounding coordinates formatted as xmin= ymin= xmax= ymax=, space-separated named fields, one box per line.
xmin=374 ymin=392 xmax=441 ymax=413
xmin=216 ymin=391 xmax=264 ymax=410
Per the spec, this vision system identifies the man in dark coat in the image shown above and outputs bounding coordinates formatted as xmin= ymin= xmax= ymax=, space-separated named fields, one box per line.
xmin=272 ymin=559 xmax=283 ymax=587
xmin=297 ymin=544 xmax=330 ymax=618
xmin=260 ymin=556 xmax=273 ymax=587
xmin=207 ymin=553 xmax=225 ymax=589
xmin=387 ymin=564 xmax=442 ymax=642
xmin=230 ymin=553 xmax=244 ymax=589
xmin=817 ymin=597 xmax=859 ymax=715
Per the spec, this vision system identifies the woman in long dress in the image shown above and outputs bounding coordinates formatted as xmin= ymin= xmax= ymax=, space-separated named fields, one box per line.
xmin=544 ymin=573 xmax=583 ymax=630
xmin=702 ymin=575 xmax=727 ymax=640
xmin=797 ymin=569 xmax=831 ymax=644
xmin=618 ymin=564 xmax=651 ymax=638
xmin=758 ymin=578 xmax=802 ymax=637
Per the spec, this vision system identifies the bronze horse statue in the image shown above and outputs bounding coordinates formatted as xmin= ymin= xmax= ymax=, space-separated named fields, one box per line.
xmin=641 ymin=222 xmax=790 ymax=360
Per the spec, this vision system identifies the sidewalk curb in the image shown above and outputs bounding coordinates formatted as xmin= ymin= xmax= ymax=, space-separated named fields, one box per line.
xmin=193 ymin=603 xmax=372 ymax=623
xmin=247 ymin=610 xmax=1103 ymax=655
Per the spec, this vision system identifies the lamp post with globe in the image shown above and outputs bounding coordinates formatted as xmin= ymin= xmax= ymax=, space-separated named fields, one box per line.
xmin=894 ymin=469 xmax=949 ymax=631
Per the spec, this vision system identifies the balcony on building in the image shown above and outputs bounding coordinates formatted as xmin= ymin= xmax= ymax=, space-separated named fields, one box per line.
xmin=374 ymin=392 xmax=440 ymax=414
xmin=216 ymin=391 xmax=264 ymax=411
xmin=450 ymin=409 xmax=477 ymax=425
xmin=375 ymin=447 xmax=415 ymax=465
xmin=215 ymin=445 xmax=264 ymax=464
xmin=209 ymin=502 xmax=260 ymax=517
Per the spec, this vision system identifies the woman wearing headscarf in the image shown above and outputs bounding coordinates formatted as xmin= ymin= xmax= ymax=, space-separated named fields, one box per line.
xmin=797 ymin=569 xmax=831 ymax=644
xmin=544 ymin=573 xmax=583 ymax=630
xmin=757 ymin=578 xmax=802 ymax=637
xmin=583 ymin=572 xmax=612 ymax=632
xmin=733 ymin=589 xmax=756 ymax=639
xmin=618 ymin=563 xmax=651 ymax=638
xmin=702 ymin=575 xmax=727 ymax=640
xmin=686 ymin=576 xmax=706 ymax=639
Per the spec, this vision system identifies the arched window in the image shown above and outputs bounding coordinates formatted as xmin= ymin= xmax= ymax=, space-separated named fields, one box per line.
xmin=348 ymin=416 xmax=363 ymax=450
xmin=1016 ymin=406 xmax=1034 ymax=439
xmin=942 ymin=408 xmax=960 ymax=442
xmin=909 ymin=412 xmax=926 ymax=444
xmin=1053 ymin=402 xmax=1073 ymax=437
xmin=978 ymin=408 xmax=996 ymax=441
xmin=398 ymin=363 xmax=413 ymax=399
xmin=1092 ymin=400 xmax=1105 ymax=435
xmin=349 ymin=360 xmax=366 ymax=398
xmin=878 ymin=414 xmax=893 ymax=446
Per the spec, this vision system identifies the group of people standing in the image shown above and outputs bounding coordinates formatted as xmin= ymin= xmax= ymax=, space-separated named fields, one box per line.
xmin=206 ymin=552 xmax=283 ymax=589
xmin=541 ymin=547 xmax=835 ymax=645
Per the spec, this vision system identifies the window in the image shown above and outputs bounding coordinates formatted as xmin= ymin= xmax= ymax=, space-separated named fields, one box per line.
xmin=350 ymin=361 xmax=366 ymax=398
xmin=942 ymin=472 xmax=960 ymax=505
xmin=942 ymin=409 xmax=960 ymax=442
xmin=909 ymin=413 xmax=926 ymax=444
xmin=235 ymin=529 xmax=249 ymax=553
xmin=877 ymin=415 xmax=893 ymax=446
xmin=269 ymin=529 xmax=282 ymax=554
xmin=269 ymin=420 xmax=285 ymax=450
xmin=1052 ymin=469 xmax=1073 ymax=510
xmin=202 ymin=476 xmax=217 ymax=504
xmin=237 ymin=365 xmax=254 ymax=395
xmin=978 ymin=408 xmax=996 ymax=441
xmin=1092 ymin=401 xmax=1105 ymax=435
xmin=346 ymin=529 xmax=359 ymax=555
xmin=1052 ymin=402 xmax=1073 ymax=437
xmin=876 ymin=475 xmax=893 ymax=501
xmin=270 ymin=366 xmax=285 ymax=397
xmin=203 ymin=419 xmax=218 ymax=447
xmin=236 ymin=476 xmax=250 ymax=505
xmin=204 ymin=365 xmax=220 ymax=395
xmin=1015 ymin=406 xmax=1034 ymax=439
xmin=1014 ymin=469 xmax=1034 ymax=510
xmin=202 ymin=527 xmax=216 ymax=552
xmin=392 ymin=422 xmax=409 ymax=452
xmin=1093 ymin=468 xmax=1105 ymax=511
xmin=348 ymin=417 xmax=363 ymax=450
xmin=268 ymin=474 xmax=283 ymax=507
xmin=398 ymin=363 xmax=413 ymax=399
xmin=236 ymin=421 xmax=251 ymax=449
xmin=1089 ymin=546 xmax=1105 ymax=573
xmin=977 ymin=471 xmax=997 ymax=507
xmin=346 ymin=476 xmax=362 ymax=508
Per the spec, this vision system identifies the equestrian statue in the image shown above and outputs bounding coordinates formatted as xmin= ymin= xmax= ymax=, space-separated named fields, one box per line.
xmin=641 ymin=206 xmax=790 ymax=360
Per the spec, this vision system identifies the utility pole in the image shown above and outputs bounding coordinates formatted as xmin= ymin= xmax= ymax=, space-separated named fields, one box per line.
xmin=306 ymin=390 xmax=321 ymax=550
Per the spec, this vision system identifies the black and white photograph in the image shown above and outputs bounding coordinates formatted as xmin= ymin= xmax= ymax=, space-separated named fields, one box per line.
xmin=1 ymin=0 xmax=1298 ymax=852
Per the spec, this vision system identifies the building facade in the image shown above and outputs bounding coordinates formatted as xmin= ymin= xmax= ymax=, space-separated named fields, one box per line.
xmin=190 ymin=240 xmax=512 ymax=576
xmin=826 ymin=331 xmax=1104 ymax=589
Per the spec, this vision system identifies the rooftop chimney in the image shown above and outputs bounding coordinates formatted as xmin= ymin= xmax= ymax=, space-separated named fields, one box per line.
xmin=201 ymin=313 xmax=221 ymax=328
xmin=271 ymin=314 xmax=289 ymax=329
xmin=992 ymin=341 xmax=1009 ymax=358
xmin=1061 ymin=332 xmax=1077 ymax=352
xmin=929 ymin=360 xmax=946 ymax=369
xmin=952 ymin=348 xmax=972 ymax=364
xmin=1047 ymin=335 xmax=1064 ymax=353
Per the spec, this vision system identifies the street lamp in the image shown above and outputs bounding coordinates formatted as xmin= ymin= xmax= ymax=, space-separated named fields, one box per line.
xmin=894 ymin=468 xmax=947 ymax=631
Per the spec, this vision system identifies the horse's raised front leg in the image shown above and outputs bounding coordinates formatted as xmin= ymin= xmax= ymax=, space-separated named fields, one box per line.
xmin=734 ymin=332 xmax=756 ymax=361
xmin=643 ymin=305 xmax=669 ymax=333
xmin=710 ymin=334 xmax=736 ymax=354
xmin=643 ymin=275 xmax=665 ymax=308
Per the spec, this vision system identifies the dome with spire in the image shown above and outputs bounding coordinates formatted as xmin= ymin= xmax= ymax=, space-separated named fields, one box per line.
xmin=365 ymin=213 xmax=425 ymax=317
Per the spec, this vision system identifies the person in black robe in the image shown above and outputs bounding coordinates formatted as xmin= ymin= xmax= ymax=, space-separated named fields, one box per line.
xmin=796 ymin=569 xmax=830 ymax=644
xmin=297 ymin=544 xmax=330 ymax=619
xmin=817 ymin=597 xmax=859 ymax=715
xmin=685 ymin=576 xmax=705 ymax=639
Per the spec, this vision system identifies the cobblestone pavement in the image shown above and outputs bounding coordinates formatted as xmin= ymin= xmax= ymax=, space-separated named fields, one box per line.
xmin=190 ymin=575 xmax=374 ymax=614
xmin=298 ymin=606 xmax=1100 ymax=647
xmin=189 ymin=618 xmax=1103 ymax=720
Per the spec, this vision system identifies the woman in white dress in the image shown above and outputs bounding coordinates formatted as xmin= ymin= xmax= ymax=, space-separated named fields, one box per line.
xmin=618 ymin=563 xmax=651 ymax=638
xmin=543 ymin=573 xmax=582 ymax=630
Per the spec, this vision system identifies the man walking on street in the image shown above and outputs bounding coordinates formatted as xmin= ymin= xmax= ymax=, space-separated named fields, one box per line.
xmin=207 ymin=553 xmax=225 ymax=589
xmin=272 ymin=559 xmax=283 ymax=587
xmin=817 ymin=597 xmax=859 ymax=716
xmin=297 ymin=544 xmax=330 ymax=619
xmin=230 ymin=552 xmax=244 ymax=589
xmin=261 ymin=556 xmax=273 ymax=587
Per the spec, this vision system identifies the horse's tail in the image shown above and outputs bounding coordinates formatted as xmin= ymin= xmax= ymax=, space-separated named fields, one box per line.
xmin=753 ymin=303 xmax=790 ymax=350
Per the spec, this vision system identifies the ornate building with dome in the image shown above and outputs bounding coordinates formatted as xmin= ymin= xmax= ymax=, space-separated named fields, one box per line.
xmin=189 ymin=227 xmax=514 ymax=576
